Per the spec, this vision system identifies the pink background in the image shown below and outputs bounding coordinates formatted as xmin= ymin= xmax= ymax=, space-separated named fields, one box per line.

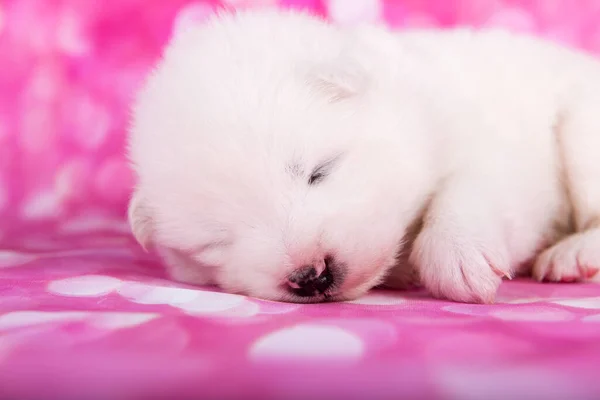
xmin=1 ymin=1 xmax=600 ymax=399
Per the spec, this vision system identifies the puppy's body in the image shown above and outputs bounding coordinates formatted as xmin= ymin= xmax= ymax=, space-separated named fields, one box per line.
xmin=128 ymin=10 xmax=600 ymax=303
xmin=380 ymin=27 xmax=600 ymax=301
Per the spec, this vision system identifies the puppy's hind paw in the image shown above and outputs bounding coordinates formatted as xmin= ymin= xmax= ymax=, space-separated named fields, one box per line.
xmin=533 ymin=229 xmax=600 ymax=283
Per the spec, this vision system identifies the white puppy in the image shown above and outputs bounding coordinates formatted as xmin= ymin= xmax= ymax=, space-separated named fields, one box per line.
xmin=127 ymin=9 xmax=600 ymax=303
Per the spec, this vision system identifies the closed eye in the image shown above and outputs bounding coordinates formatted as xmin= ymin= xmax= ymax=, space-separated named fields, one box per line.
xmin=308 ymin=169 xmax=326 ymax=185
xmin=308 ymin=155 xmax=342 ymax=185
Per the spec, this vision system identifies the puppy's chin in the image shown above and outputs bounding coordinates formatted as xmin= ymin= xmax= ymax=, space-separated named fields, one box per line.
xmin=214 ymin=265 xmax=388 ymax=304
xmin=155 ymin=245 xmax=219 ymax=286
xmin=244 ymin=287 xmax=369 ymax=304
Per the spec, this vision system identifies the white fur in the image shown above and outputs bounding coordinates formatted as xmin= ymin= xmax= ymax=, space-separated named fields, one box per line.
xmin=127 ymin=9 xmax=600 ymax=303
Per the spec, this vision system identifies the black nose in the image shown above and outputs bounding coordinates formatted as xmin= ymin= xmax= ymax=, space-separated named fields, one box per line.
xmin=287 ymin=258 xmax=335 ymax=297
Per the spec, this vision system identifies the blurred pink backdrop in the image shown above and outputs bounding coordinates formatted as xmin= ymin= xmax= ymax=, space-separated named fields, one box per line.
xmin=2 ymin=0 xmax=600 ymax=237
xmin=2 ymin=2 xmax=600 ymax=400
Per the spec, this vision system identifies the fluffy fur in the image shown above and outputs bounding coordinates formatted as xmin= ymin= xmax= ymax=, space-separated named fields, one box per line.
xmin=127 ymin=9 xmax=600 ymax=304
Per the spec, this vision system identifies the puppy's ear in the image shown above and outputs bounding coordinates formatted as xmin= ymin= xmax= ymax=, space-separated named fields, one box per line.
xmin=128 ymin=191 xmax=153 ymax=251
xmin=307 ymin=25 xmax=398 ymax=103
xmin=306 ymin=57 xmax=369 ymax=102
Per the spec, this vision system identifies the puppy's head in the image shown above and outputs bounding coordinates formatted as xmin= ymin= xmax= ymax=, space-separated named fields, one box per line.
xmin=128 ymin=10 xmax=433 ymax=302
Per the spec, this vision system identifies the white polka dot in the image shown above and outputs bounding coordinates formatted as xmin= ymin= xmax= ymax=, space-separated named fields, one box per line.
xmin=48 ymin=275 xmax=122 ymax=297
xmin=490 ymin=308 xmax=574 ymax=321
xmin=25 ymin=64 xmax=62 ymax=103
xmin=442 ymin=304 xmax=484 ymax=316
xmin=21 ymin=191 xmax=62 ymax=220
xmin=122 ymin=285 xmax=201 ymax=305
xmin=257 ymin=301 xmax=301 ymax=315
xmin=0 ymin=250 xmax=37 ymax=268
xmin=250 ymin=324 xmax=364 ymax=360
xmin=0 ymin=311 xmax=88 ymax=330
xmin=89 ymin=312 xmax=159 ymax=329
xmin=56 ymin=9 xmax=90 ymax=55
xmin=177 ymin=291 xmax=248 ymax=313
xmin=54 ymin=158 xmax=92 ymax=202
xmin=0 ymin=311 xmax=159 ymax=331
xmin=208 ymin=300 xmax=261 ymax=318
xmin=347 ymin=291 xmax=406 ymax=305
xmin=119 ymin=283 xmax=254 ymax=315
xmin=71 ymin=95 xmax=111 ymax=150
xmin=551 ymin=297 xmax=600 ymax=309
xmin=327 ymin=0 xmax=382 ymax=25
xmin=506 ymin=297 xmax=553 ymax=304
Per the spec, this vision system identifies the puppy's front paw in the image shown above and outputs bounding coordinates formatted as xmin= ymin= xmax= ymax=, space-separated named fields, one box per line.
xmin=533 ymin=229 xmax=600 ymax=283
xmin=410 ymin=228 xmax=510 ymax=303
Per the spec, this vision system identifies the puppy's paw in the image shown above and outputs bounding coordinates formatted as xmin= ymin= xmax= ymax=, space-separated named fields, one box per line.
xmin=410 ymin=228 xmax=510 ymax=303
xmin=533 ymin=230 xmax=600 ymax=283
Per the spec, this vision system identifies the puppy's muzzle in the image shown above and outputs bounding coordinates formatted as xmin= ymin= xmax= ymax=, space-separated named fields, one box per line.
xmin=286 ymin=256 xmax=339 ymax=297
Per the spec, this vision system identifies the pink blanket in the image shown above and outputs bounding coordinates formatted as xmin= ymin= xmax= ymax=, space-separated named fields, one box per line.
xmin=1 ymin=1 xmax=600 ymax=399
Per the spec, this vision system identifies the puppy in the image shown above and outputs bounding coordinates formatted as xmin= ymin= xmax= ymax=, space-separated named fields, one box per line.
xmin=127 ymin=9 xmax=600 ymax=304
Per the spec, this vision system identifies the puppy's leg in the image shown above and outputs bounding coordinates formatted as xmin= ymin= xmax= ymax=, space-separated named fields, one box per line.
xmin=533 ymin=230 xmax=600 ymax=282
xmin=533 ymin=91 xmax=600 ymax=282
xmin=410 ymin=175 xmax=511 ymax=303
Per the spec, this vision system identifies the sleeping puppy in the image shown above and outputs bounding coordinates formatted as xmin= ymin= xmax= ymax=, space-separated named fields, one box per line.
xmin=127 ymin=9 xmax=600 ymax=304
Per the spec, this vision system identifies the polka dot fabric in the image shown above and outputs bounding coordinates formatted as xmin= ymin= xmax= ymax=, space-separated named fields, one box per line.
xmin=1 ymin=1 xmax=600 ymax=399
